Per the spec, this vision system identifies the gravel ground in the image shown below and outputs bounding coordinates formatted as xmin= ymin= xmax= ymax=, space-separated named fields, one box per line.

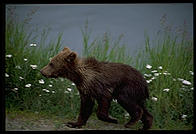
xmin=5 ymin=112 xmax=135 ymax=131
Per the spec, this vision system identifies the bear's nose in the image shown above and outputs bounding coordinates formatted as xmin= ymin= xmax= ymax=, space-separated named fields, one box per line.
xmin=40 ymin=70 xmax=48 ymax=78
xmin=40 ymin=70 xmax=44 ymax=76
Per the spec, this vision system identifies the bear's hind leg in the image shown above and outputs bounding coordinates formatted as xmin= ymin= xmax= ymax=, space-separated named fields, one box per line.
xmin=140 ymin=106 xmax=153 ymax=130
xmin=117 ymin=94 xmax=143 ymax=128
xmin=124 ymin=105 xmax=143 ymax=128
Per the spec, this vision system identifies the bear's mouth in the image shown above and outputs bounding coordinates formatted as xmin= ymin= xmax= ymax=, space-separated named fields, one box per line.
xmin=40 ymin=71 xmax=51 ymax=78
xmin=51 ymin=75 xmax=58 ymax=78
xmin=48 ymin=73 xmax=58 ymax=78
xmin=45 ymin=74 xmax=58 ymax=79
xmin=41 ymin=73 xmax=49 ymax=78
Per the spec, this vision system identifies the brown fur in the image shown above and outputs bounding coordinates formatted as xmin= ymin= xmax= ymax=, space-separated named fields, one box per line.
xmin=40 ymin=47 xmax=153 ymax=130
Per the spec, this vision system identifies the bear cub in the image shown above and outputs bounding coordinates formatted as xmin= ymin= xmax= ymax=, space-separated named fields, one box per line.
xmin=40 ymin=47 xmax=153 ymax=130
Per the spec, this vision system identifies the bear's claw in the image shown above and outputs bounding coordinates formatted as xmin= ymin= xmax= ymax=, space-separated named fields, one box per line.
xmin=66 ymin=122 xmax=83 ymax=128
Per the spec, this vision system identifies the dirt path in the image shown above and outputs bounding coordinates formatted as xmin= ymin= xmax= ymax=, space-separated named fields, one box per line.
xmin=6 ymin=112 xmax=136 ymax=131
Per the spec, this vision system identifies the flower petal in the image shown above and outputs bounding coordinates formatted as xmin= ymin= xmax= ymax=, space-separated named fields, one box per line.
xmin=146 ymin=64 xmax=152 ymax=69
xmin=151 ymin=97 xmax=158 ymax=101
xmin=182 ymin=80 xmax=191 ymax=85
xmin=163 ymin=88 xmax=170 ymax=92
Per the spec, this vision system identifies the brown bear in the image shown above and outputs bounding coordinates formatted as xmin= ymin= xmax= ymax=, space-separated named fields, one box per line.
xmin=40 ymin=47 xmax=153 ymax=130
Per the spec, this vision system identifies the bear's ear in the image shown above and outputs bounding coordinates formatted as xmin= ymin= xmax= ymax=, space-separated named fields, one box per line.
xmin=66 ymin=52 xmax=77 ymax=63
xmin=63 ymin=47 xmax=71 ymax=52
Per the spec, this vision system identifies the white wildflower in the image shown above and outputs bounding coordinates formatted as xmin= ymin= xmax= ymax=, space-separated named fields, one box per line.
xmin=15 ymin=65 xmax=21 ymax=69
xmin=49 ymin=57 xmax=52 ymax=61
xmin=163 ymin=88 xmax=170 ymax=92
xmin=146 ymin=64 xmax=152 ymax=69
xmin=151 ymin=77 xmax=156 ymax=80
xmin=144 ymin=74 xmax=152 ymax=77
xmin=125 ymin=112 xmax=129 ymax=118
xmin=30 ymin=65 xmax=37 ymax=69
xmin=39 ymin=79 xmax=45 ymax=84
xmin=189 ymin=71 xmax=194 ymax=75
xmin=49 ymin=84 xmax=53 ymax=87
xmin=14 ymin=88 xmax=18 ymax=91
xmin=46 ymin=90 xmax=50 ymax=93
xmin=173 ymin=78 xmax=176 ymax=81
xmin=181 ymin=114 xmax=187 ymax=120
xmin=5 ymin=73 xmax=9 ymax=77
xmin=182 ymin=80 xmax=191 ymax=85
xmin=11 ymin=88 xmax=18 ymax=93
xmin=64 ymin=91 xmax=69 ymax=94
xmin=25 ymin=84 xmax=31 ymax=88
xmin=178 ymin=78 xmax=184 ymax=81
xmin=71 ymin=83 xmax=75 ymax=86
xmin=24 ymin=58 xmax=28 ymax=61
xmin=67 ymin=88 xmax=72 ymax=92
xmin=151 ymin=70 xmax=157 ymax=73
xmin=30 ymin=43 xmax=37 ymax=47
xmin=113 ymin=99 xmax=117 ymax=103
xmin=158 ymin=66 xmax=163 ymax=69
xmin=52 ymin=91 xmax=55 ymax=93
xmin=151 ymin=97 xmax=158 ymax=101
xmin=6 ymin=54 xmax=12 ymax=58
xmin=42 ymin=89 xmax=50 ymax=93
xmin=146 ymin=80 xmax=152 ymax=83
xmin=39 ymin=94 xmax=42 ymax=97
xmin=163 ymin=72 xmax=171 ymax=75
xmin=154 ymin=73 xmax=159 ymax=76
xmin=19 ymin=76 xmax=24 ymax=80
xmin=190 ymin=87 xmax=194 ymax=90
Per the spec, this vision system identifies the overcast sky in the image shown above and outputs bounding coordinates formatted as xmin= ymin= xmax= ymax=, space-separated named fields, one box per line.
xmin=6 ymin=4 xmax=193 ymax=56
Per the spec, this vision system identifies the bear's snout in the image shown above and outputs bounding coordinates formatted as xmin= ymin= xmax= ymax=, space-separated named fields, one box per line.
xmin=40 ymin=69 xmax=44 ymax=76
xmin=40 ymin=67 xmax=58 ymax=78
xmin=40 ymin=69 xmax=47 ymax=78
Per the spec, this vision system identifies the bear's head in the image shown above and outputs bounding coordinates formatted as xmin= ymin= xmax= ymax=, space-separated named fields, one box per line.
xmin=40 ymin=47 xmax=78 ymax=78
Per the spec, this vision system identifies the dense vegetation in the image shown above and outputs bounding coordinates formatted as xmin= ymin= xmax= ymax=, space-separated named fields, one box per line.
xmin=5 ymin=7 xmax=193 ymax=130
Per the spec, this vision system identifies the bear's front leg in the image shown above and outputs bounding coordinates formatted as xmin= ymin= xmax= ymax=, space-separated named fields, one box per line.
xmin=67 ymin=95 xmax=95 ymax=128
xmin=96 ymin=97 xmax=118 ymax=124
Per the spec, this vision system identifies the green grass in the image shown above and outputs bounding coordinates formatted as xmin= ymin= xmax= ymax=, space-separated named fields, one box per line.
xmin=82 ymin=20 xmax=132 ymax=65
xmin=142 ymin=33 xmax=193 ymax=129
xmin=80 ymin=21 xmax=193 ymax=130
xmin=5 ymin=14 xmax=193 ymax=130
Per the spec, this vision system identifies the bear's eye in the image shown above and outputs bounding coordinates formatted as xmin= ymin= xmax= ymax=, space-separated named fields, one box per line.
xmin=49 ymin=63 xmax=54 ymax=67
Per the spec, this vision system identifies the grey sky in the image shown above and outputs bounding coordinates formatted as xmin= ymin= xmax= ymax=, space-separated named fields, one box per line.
xmin=6 ymin=4 xmax=193 ymax=56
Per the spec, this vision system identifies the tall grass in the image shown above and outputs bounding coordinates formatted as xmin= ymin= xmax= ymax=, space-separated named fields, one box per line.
xmin=143 ymin=33 xmax=193 ymax=129
xmin=143 ymin=16 xmax=193 ymax=129
xmin=5 ymin=8 xmax=193 ymax=130
xmin=80 ymin=20 xmax=193 ymax=129
xmin=5 ymin=7 xmax=80 ymax=118
xmin=81 ymin=20 xmax=133 ymax=65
